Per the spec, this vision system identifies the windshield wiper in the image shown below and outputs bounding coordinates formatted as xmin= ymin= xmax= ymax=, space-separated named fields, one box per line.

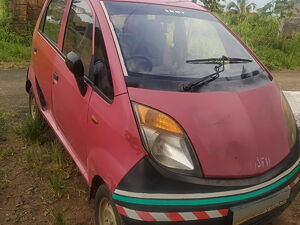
xmin=180 ymin=61 xmax=224 ymax=92
xmin=180 ymin=56 xmax=253 ymax=92
xmin=186 ymin=56 xmax=253 ymax=65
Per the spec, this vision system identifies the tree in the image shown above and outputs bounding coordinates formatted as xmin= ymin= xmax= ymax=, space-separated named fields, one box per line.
xmin=193 ymin=0 xmax=226 ymax=13
xmin=257 ymin=1 xmax=275 ymax=15
xmin=227 ymin=0 xmax=257 ymax=19
xmin=258 ymin=0 xmax=297 ymax=18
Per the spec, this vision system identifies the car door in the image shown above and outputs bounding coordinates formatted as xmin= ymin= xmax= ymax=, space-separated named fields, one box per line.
xmin=85 ymin=16 xmax=147 ymax=188
xmin=32 ymin=0 xmax=67 ymax=110
xmin=51 ymin=0 xmax=94 ymax=172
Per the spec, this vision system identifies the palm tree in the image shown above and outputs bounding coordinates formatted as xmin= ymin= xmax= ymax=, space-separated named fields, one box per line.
xmin=227 ymin=0 xmax=257 ymax=19
xmin=193 ymin=0 xmax=225 ymax=13
xmin=258 ymin=0 xmax=298 ymax=18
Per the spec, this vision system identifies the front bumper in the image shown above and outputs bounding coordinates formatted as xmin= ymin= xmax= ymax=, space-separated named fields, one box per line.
xmin=112 ymin=141 xmax=300 ymax=225
xmin=119 ymin=193 xmax=297 ymax=225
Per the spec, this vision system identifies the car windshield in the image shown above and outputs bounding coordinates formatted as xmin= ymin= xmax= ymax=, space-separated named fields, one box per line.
xmin=104 ymin=2 xmax=263 ymax=80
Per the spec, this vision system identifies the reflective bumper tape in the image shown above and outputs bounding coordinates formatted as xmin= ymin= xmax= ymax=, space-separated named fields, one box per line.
xmin=288 ymin=175 xmax=300 ymax=189
xmin=116 ymin=204 xmax=229 ymax=222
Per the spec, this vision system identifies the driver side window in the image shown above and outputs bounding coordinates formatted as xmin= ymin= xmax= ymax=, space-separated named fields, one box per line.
xmin=63 ymin=0 xmax=93 ymax=76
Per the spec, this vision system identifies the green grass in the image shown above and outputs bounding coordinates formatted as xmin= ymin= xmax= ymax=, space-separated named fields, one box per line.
xmin=22 ymin=139 xmax=68 ymax=198
xmin=0 ymin=15 xmax=32 ymax=67
xmin=53 ymin=211 xmax=66 ymax=225
xmin=0 ymin=168 xmax=8 ymax=189
xmin=23 ymin=144 xmax=43 ymax=173
xmin=49 ymin=173 xmax=65 ymax=198
xmin=47 ymin=141 xmax=69 ymax=198
xmin=0 ymin=108 xmax=6 ymax=141
xmin=0 ymin=146 xmax=13 ymax=161
xmin=16 ymin=117 xmax=48 ymax=144
xmin=49 ymin=141 xmax=65 ymax=170
xmin=0 ymin=0 xmax=8 ymax=20
xmin=18 ymin=117 xmax=72 ymax=198
xmin=0 ymin=40 xmax=31 ymax=62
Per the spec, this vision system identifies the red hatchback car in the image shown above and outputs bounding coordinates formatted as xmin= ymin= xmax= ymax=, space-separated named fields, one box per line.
xmin=26 ymin=0 xmax=300 ymax=224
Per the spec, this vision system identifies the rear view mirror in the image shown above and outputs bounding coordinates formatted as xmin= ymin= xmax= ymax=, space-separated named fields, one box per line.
xmin=65 ymin=51 xmax=87 ymax=96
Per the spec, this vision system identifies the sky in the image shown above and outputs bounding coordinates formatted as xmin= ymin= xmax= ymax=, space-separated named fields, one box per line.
xmin=195 ymin=0 xmax=272 ymax=9
xmin=224 ymin=0 xmax=271 ymax=8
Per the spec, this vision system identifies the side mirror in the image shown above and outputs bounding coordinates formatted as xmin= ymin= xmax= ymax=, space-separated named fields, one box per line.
xmin=65 ymin=51 xmax=87 ymax=96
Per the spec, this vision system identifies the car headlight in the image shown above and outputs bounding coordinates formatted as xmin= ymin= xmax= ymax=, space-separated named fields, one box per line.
xmin=133 ymin=103 xmax=199 ymax=174
xmin=281 ymin=93 xmax=297 ymax=149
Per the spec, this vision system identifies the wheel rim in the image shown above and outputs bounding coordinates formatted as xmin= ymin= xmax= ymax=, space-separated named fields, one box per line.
xmin=99 ymin=198 xmax=118 ymax=225
xmin=30 ymin=94 xmax=38 ymax=120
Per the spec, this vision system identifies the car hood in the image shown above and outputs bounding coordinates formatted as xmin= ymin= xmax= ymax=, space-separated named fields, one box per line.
xmin=128 ymin=81 xmax=290 ymax=178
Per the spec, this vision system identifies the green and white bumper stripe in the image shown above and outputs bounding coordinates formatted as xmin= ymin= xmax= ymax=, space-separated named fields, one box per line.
xmin=112 ymin=157 xmax=300 ymax=206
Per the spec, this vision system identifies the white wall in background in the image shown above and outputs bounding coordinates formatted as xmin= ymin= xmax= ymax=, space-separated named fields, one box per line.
xmin=284 ymin=91 xmax=300 ymax=127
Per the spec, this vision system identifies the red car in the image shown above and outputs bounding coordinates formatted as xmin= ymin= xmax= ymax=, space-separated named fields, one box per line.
xmin=26 ymin=0 xmax=300 ymax=224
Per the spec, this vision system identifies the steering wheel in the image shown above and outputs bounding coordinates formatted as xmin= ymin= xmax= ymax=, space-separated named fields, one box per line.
xmin=126 ymin=56 xmax=153 ymax=73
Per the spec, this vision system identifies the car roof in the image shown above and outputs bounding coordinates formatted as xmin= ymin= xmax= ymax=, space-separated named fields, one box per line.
xmin=100 ymin=0 xmax=208 ymax=11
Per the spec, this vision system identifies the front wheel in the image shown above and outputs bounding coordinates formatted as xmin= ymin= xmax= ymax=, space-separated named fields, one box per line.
xmin=95 ymin=185 xmax=123 ymax=225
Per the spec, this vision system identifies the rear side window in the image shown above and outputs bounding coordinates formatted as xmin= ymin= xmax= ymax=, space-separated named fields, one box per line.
xmin=63 ymin=0 xmax=93 ymax=75
xmin=41 ymin=0 xmax=67 ymax=45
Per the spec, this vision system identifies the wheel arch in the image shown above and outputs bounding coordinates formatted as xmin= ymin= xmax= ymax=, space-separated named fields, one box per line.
xmin=26 ymin=79 xmax=32 ymax=93
xmin=90 ymin=175 xmax=105 ymax=199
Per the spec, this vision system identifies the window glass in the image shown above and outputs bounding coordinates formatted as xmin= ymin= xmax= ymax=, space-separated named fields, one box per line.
xmin=105 ymin=2 xmax=263 ymax=80
xmin=63 ymin=0 xmax=93 ymax=75
xmin=92 ymin=19 xmax=114 ymax=100
xmin=42 ymin=0 xmax=67 ymax=45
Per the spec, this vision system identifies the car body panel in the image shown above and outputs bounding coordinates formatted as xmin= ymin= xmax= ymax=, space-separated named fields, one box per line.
xmin=52 ymin=52 xmax=93 ymax=171
xmin=128 ymin=81 xmax=290 ymax=178
xmin=26 ymin=0 xmax=300 ymax=224
xmin=30 ymin=0 xmax=71 ymax=110
xmin=31 ymin=32 xmax=56 ymax=109
xmin=86 ymin=93 xmax=146 ymax=191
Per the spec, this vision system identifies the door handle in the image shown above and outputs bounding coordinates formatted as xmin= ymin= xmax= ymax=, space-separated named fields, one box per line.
xmin=53 ymin=73 xmax=59 ymax=81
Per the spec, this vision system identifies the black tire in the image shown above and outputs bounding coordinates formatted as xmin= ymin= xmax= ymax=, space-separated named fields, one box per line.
xmin=28 ymin=88 xmax=42 ymax=121
xmin=95 ymin=184 xmax=123 ymax=225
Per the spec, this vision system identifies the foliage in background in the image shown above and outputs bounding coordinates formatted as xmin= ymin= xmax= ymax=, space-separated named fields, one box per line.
xmin=181 ymin=0 xmax=300 ymax=70
xmin=227 ymin=0 xmax=257 ymax=20
xmin=196 ymin=0 xmax=299 ymax=15
xmin=193 ymin=0 xmax=226 ymax=13
xmin=220 ymin=13 xmax=300 ymax=70
xmin=258 ymin=0 xmax=299 ymax=17
xmin=0 ymin=0 xmax=8 ymax=19
xmin=0 ymin=0 xmax=32 ymax=67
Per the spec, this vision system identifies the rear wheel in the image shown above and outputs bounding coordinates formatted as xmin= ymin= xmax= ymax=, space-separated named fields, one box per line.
xmin=95 ymin=185 xmax=122 ymax=225
xmin=29 ymin=88 xmax=41 ymax=121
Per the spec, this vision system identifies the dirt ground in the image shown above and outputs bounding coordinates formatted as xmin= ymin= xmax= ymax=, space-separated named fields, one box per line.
xmin=272 ymin=70 xmax=300 ymax=91
xmin=0 ymin=69 xmax=299 ymax=225
xmin=0 ymin=69 xmax=94 ymax=225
